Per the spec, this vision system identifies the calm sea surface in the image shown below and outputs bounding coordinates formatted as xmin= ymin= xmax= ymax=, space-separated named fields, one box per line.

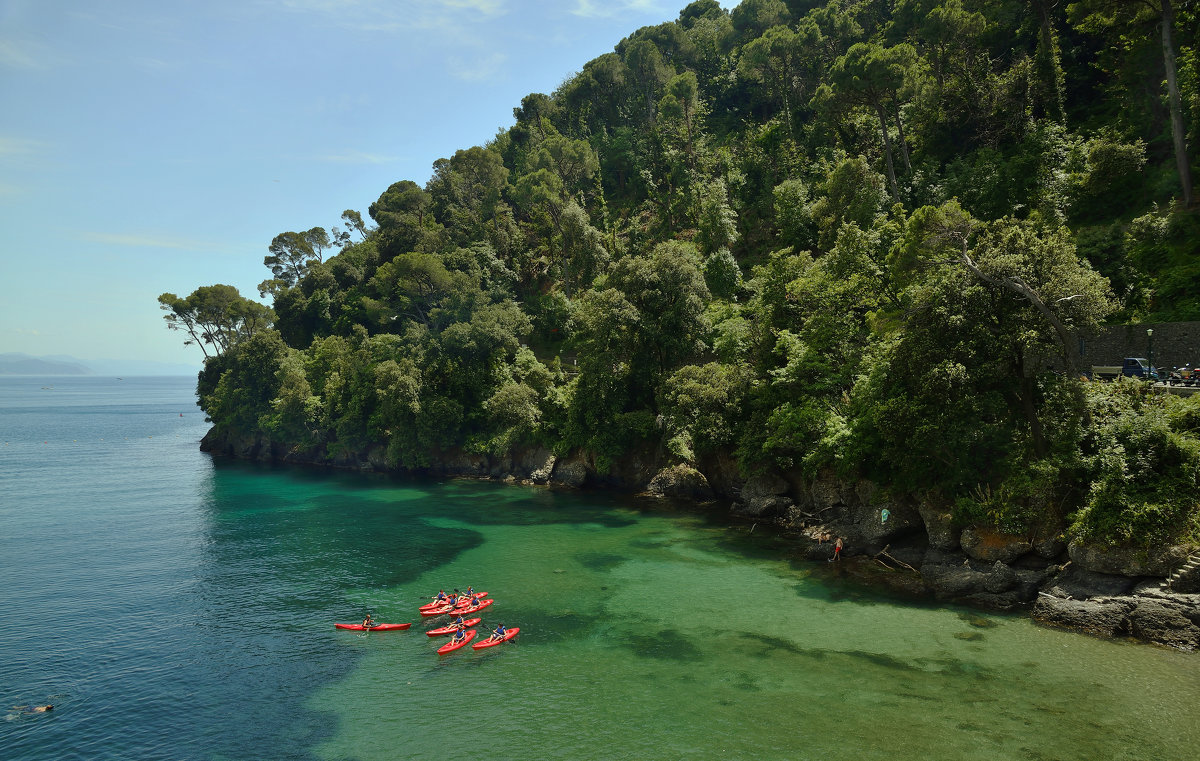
xmin=1 ymin=376 xmax=1197 ymax=760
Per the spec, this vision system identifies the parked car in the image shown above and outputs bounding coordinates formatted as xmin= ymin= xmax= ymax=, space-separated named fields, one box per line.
xmin=1090 ymin=357 xmax=1159 ymax=381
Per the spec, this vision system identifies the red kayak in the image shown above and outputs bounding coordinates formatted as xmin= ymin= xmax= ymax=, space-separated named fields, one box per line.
xmin=472 ymin=627 xmax=520 ymax=649
xmin=419 ymin=592 xmax=487 ymax=611
xmin=426 ymin=618 xmax=481 ymax=636
xmin=453 ymin=598 xmax=494 ymax=615
xmin=335 ymin=623 xmax=411 ymax=631
xmin=437 ymin=629 xmax=477 ymax=654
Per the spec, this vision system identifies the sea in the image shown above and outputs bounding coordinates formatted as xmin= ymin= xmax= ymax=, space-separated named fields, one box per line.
xmin=1 ymin=375 xmax=1197 ymax=761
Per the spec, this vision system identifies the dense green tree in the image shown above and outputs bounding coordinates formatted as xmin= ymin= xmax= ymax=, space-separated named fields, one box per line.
xmin=738 ymin=22 xmax=822 ymax=137
xmin=164 ymin=0 xmax=1200 ymax=550
xmin=817 ymin=42 xmax=922 ymax=199
xmin=158 ymin=285 xmax=273 ymax=359
xmin=1068 ymin=0 xmax=1194 ymax=205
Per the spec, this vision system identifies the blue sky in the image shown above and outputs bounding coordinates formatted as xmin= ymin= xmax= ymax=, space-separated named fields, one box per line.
xmin=0 ymin=0 xmax=731 ymax=371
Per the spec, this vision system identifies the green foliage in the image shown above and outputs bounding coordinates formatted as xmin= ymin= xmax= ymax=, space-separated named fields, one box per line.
xmin=165 ymin=1 xmax=1200 ymax=548
xmin=1073 ymin=383 xmax=1200 ymax=548
xmin=159 ymin=285 xmax=274 ymax=360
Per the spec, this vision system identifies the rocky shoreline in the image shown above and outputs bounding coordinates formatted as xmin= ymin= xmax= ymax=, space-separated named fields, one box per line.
xmin=202 ymin=429 xmax=1200 ymax=650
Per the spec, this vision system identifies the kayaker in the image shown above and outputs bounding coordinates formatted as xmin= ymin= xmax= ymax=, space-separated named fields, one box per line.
xmin=362 ymin=614 xmax=376 ymax=628
xmin=432 ymin=590 xmax=447 ymax=603
xmin=444 ymin=595 xmax=459 ymax=608
xmin=464 ymin=585 xmax=475 ymax=597
xmin=450 ymin=628 xmax=468 ymax=645
xmin=451 ymin=614 xmax=465 ymax=627
xmin=487 ymin=624 xmax=507 ymax=642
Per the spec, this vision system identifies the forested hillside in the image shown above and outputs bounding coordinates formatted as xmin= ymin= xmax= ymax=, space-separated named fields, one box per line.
xmin=161 ymin=0 xmax=1200 ymax=550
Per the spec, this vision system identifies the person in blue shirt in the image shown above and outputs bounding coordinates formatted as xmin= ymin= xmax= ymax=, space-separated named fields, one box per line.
xmin=487 ymin=624 xmax=507 ymax=642
xmin=450 ymin=628 xmax=468 ymax=645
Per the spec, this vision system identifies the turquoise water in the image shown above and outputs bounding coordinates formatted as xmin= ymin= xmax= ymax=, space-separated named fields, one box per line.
xmin=1 ymin=376 xmax=1197 ymax=760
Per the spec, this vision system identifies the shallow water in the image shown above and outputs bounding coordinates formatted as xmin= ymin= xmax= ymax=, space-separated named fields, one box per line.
xmin=1 ymin=376 xmax=1196 ymax=760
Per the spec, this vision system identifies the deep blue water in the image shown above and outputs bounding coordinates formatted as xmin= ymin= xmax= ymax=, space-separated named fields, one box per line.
xmin=2 ymin=376 xmax=1198 ymax=761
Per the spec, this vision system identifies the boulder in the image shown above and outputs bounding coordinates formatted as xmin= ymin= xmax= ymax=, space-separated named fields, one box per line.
xmin=1043 ymin=565 xmax=1137 ymax=599
xmin=1032 ymin=596 xmax=1134 ymax=637
xmin=1067 ymin=540 xmax=1188 ymax=578
xmin=733 ymin=494 xmax=794 ymax=519
xmin=550 ymin=455 xmax=590 ymax=488
xmin=983 ymin=561 xmax=1020 ymax=594
xmin=646 ymin=465 xmax=715 ymax=502
xmin=737 ymin=472 xmax=792 ymax=517
xmin=916 ymin=494 xmax=960 ymax=552
xmin=960 ymin=527 xmax=1031 ymax=564
xmin=519 ymin=448 xmax=556 ymax=483
xmin=742 ymin=472 xmax=789 ymax=501
xmin=1127 ymin=600 xmax=1200 ymax=650
xmin=809 ymin=472 xmax=848 ymax=512
xmin=854 ymin=494 xmax=923 ymax=548
xmin=1032 ymin=534 xmax=1067 ymax=560
xmin=922 ymin=559 xmax=991 ymax=600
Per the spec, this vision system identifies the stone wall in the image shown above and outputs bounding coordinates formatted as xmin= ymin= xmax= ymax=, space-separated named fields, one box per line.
xmin=1078 ymin=321 xmax=1200 ymax=370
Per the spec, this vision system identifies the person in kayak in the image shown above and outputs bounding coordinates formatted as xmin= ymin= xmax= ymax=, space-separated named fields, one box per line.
xmin=432 ymin=590 xmax=447 ymax=603
xmin=450 ymin=614 xmax=466 ymax=628
xmin=487 ymin=624 xmax=507 ymax=642
xmin=443 ymin=594 xmax=459 ymax=608
xmin=464 ymin=585 xmax=475 ymax=597
xmin=362 ymin=614 xmax=375 ymax=628
xmin=449 ymin=628 xmax=469 ymax=646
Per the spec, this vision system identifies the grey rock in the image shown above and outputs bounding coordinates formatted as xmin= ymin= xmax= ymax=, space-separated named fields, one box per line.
xmin=1032 ymin=535 xmax=1067 ymax=560
xmin=1032 ymin=596 xmax=1134 ymax=637
xmin=854 ymin=494 xmax=922 ymax=548
xmin=922 ymin=561 xmax=991 ymax=599
xmin=809 ymin=472 xmax=847 ymax=511
xmin=742 ymin=472 xmax=789 ymax=501
xmin=1043 ymin=566 xmax=1137 ymax=599
xmin=550 ymin=456 xmax=589 ymax=488
xmin=916 ymin=495 xmax=960 ymax=552
xmin=956 ymin=591 xmax=1025 ymax=611
xmin=520 ymin=448 xmax=556 ymax=483
xmin=984 ymin=561 xmax=1019 ymax=594
xmin=646 ymin=465 xmax=715 ymax=502
xmin=733 ymin=494 xmax=794 ymax=518
xmin=1127 ymin=600 xmax=1200 ymax=650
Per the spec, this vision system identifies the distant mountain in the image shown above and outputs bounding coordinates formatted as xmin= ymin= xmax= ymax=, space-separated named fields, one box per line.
xmin=0 ymin=353 xmax=199 ymax=376
xmin=0 ymin=353 xmax=90 ymax=375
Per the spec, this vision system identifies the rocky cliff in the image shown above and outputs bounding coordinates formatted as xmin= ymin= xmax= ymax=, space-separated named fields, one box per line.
xmin=201 ymin=428 xmax=1200 ymax=650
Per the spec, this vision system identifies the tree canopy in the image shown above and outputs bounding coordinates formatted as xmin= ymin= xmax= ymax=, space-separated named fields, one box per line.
xmin=161 ymin=0 xmax=1200 ymax=551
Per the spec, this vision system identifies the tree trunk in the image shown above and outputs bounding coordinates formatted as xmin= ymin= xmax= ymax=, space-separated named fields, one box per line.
xmin=1161 ymin=0 xmax=1194 ymax=206
xmin=891 ymin=98 xmax=912 ymax=173
xmin=875 ymin=102 xmax=901 ymax=200
xmin=1032 ymin=0 xmax=1066 ymax=123
xmin=1019 ymin=372 xmax=1048 ymax=459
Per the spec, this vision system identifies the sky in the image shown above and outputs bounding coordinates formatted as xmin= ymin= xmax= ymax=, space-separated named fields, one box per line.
xmin=0 ymin=0 xmax=732 ymax=371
